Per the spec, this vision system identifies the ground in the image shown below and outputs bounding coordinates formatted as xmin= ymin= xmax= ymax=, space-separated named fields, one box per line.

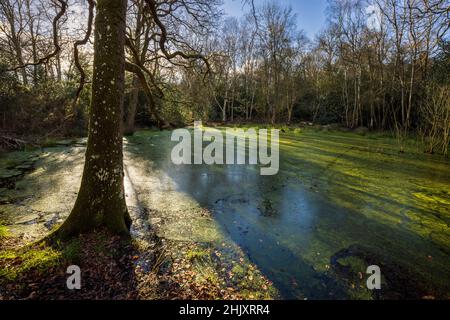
xmin=0 ymin=126 xmax=449 ymax=300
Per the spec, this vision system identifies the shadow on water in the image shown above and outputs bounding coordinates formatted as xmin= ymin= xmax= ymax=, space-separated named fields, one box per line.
xmin=3 ymin=130 xmax=447 ymax=299
xmin=0 ymin=146 xmax=86 ymax=236
xmin=124 ymin=129 xmax=450 ymax=299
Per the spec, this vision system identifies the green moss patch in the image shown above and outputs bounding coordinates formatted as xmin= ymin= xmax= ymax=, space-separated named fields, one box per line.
xmin=0 ymin=245 xmax=61 ymax=282
xmin=0 ymin=224 xmax=8 ymax=238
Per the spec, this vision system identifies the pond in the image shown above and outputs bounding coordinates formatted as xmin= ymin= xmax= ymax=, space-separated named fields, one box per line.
xmin=125 ymin=128 xmax=450 ymax=299
xmin=1 ymin=128 xmax=449 ymax=299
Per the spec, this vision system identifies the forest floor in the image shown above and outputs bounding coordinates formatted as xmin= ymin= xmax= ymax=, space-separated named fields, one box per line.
xmin=0 ymin=125 xmax=449 ymax=300
xmin=0 ymin=228 xmax=265 ymax=299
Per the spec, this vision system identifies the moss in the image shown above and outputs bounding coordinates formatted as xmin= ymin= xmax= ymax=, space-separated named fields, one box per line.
xmin=186 ymin=248 xmax=209 ymax=261
xmin=231 ymin=263 xmax=246 ymax=276
xmin=62 ymin=239 xmax=82 ymax=263
xmin=41 ymin=138 xmax=58 ymax=148
xmin=0 ymin=224 xmax=8 ymax=238
xmin=0 ymin=245 xmax=61 ymax=281
xmin=195 ymin=264 xmax=222 ymax=287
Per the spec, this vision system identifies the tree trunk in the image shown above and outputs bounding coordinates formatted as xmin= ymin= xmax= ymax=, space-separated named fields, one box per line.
xmin=222 ymin=88 xmax=228 ymax=122
xmin=25 ymin=0 xmax=38 ymax=86
xmin=287 ymin=105 xmax=293 ymax=125
xmin=53 ymin=0 xmax=130 ymax=239
xmin=125 ymin=62 xmax=170 ymax=129
xmin=8 ymin=20 xmax=28 ymax=85
xmin=124 ymin=75 xmax=139 ymax=135
xmin=222 ymin=106 xmax=227 ymax=122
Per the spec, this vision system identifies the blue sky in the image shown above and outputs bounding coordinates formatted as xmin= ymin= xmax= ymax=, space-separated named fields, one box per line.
xmin=222 ymin=0 xmax=328 ymax=38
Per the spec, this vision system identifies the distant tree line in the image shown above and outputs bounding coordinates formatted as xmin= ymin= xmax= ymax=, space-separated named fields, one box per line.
xmin=190 ymin=0 xmax=449 ymax=154
xmin=0 ymin=0 xmax=449 ymax=154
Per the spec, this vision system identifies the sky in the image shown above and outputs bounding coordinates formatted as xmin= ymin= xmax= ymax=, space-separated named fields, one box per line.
xmin=222 ymin=0 xmax=329 ymax=39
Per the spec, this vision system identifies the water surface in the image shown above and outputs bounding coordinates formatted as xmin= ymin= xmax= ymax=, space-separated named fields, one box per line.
xmin=125 ymin=128 xmax=450 ymax=299
xmin=1 ymin=128 xmax=449 ymax=299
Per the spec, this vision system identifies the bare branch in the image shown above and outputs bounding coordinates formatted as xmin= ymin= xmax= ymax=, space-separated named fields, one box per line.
xmin=7 ymin=0 xmax=68 ymax=72
xmin=70 ymin=0 xmax=95 ymax=114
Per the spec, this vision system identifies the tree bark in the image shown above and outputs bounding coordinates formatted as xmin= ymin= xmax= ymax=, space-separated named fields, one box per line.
xmin=53 ymin=0 xmax=130 ymax=239
xmin=125 ymin=62 xmax=170 ymax=129
xmin=5 ymin=5 xmax=28 ymax=86
xmin=25 ymin=0 xmax=39 ymax=86
xmin=124 ymin=75 xmax=139 ymax=135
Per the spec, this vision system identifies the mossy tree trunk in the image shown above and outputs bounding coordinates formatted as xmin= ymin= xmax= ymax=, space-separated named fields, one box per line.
xmin=54 ymin=0 xmax=131 ymax=239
